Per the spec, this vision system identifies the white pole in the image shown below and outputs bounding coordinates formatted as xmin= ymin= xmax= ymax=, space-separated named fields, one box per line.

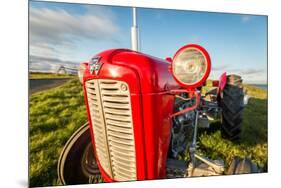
xmin=133 ymin=7 xmax=137 ymax=27
xmin=131 ymin=7 xmax=139 ymax=51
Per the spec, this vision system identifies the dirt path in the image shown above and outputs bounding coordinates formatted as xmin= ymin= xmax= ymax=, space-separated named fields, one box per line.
xmin=29 ymin=78 xmax=71 ymax=94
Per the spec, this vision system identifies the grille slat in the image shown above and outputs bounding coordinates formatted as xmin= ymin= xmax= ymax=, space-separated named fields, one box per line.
xmin=108 ymin=135 xmax=135 ymax=145
xmin=113 ymin=168 xmax=136 ymax=180
xmin=112 ymin=164 xmax=136 ymax=174
xmin=107 ymin=125 xmax=133 ymax=134
xmin=107 ymin=130 xmax=134 ymax=139
xmin=109 ymin=140 xmax=135 ymax=151
xmin=105 ymin=113 xmax=131 ymax=122
xmin=111 ymin=154 xmax=135 ymax=163
xmin=85 ymin=79 xmax=136 ymax=181
xmin=106 ymin=119 xmax=132 ymax=128
xmin=100 ymin=84 xmax=119 ymax=89
xmin=101 ymin=90 xmax=125 ymax=95
xmin=103 ymin=102 xmax=130 ymax=109
xmin=110 ymin=147 xmax=135 ymax=157
xmin=103 ymin=107 xmax=131 ymax=116
xmin=88 ymin=99 xmax=99 ymax=105
xmin=103 ymin=96 xmax=129 ymax=102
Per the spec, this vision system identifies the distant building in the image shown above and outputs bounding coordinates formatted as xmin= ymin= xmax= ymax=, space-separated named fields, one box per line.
xmin=57 ymin=65 xmax=67 ymax=74
xmin=56 ymin=65 xmax=77 ymax=75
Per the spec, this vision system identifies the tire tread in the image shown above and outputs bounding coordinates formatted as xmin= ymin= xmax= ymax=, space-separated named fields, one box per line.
xmin=221 ymin=74 xmax=244 ymax=140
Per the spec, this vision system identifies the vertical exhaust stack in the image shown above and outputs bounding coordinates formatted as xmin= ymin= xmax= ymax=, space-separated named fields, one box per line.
xmin=131 ymin=7 xmax=139 ymax=51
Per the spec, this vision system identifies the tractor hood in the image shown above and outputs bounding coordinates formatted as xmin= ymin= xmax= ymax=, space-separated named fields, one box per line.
xmin=84 ymin=48 xmax=180 ymax=94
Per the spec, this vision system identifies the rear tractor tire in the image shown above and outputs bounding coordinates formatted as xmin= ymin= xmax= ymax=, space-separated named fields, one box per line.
xmin=220 ymin=74 xmax=244 ymax=140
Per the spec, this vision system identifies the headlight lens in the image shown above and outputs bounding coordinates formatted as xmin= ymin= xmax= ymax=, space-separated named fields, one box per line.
xmin=172 ymin=44 xmax=211 ymax=88
xmin=78 ymin=63 xmax=86 ymax=84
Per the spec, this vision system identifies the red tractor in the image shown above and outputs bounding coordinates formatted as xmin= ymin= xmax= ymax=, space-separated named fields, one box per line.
xmin=57 ymin=44 xmax=257 ymax=185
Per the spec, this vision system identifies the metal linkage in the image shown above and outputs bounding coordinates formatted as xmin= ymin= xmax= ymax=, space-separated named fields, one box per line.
xmin=189 ymin=110 xmax=199 ymax=168
xmin=187 ymin=110 xmax=225 ymax=177
xmin=194 ymin=154 xmax=224 ymax=174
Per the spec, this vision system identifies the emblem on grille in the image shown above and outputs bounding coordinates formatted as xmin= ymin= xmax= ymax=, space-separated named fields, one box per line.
xmin=89 ymin=56 xmax=102 ymax=75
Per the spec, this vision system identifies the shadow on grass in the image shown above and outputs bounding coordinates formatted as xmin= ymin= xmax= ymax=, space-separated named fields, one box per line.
xmin=241 ymin=97 xmax=267 ymax=146
xmin=197 ymin=96 xmax=268 ymax=172
xmin=199 ymin=97 xmax=267 ymax=147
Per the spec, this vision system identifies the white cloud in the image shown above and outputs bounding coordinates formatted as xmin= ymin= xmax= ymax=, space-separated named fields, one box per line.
xmin=30 ymin=6 xmax=119 ymax=45
xmin=210 ymin=66 xmax=267 ymax=84
xmin=29 ymin=5 xmax=121 ymax=71
xmin=29 ymin=55 xmax=78 ymax=72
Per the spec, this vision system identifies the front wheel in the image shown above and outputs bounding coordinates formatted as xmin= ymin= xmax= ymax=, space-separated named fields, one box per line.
xmin=220 ymin=74 xmax=244 ymax=140
xmin=57 ymin=122 xmax=101 ymax=185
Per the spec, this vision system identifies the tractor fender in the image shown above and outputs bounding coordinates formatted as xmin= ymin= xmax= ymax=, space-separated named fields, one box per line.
xmin=218 ymin=72 xmax=227 ymax=93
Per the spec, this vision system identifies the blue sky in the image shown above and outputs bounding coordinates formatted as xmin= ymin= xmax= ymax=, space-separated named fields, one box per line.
xmin=29 ymin=1 xmax=267 ymax=84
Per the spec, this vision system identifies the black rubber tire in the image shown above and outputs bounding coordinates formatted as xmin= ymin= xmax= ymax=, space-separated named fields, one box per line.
xmin=221 ymin=74 xmax=244 ymax=140
xmin=57 ymin=122 xmax=101 ymax=185
xmin=226 ymin=157 xmax=259 ymax=175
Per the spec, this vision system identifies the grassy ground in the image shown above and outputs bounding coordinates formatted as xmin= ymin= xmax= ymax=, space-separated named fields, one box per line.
xmin=29 ymin=79 xmax=267 ymax=187
xmin=193 ymin=84 xmax=268 ymax=170
xmin=29 ymin=79 xmax=87 ymax=187
xmin=30 ymin=72 xmax=76 ymax=79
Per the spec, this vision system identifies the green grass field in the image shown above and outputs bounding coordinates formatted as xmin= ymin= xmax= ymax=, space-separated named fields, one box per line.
xmin=29 ymin=79 xmax=267 ymax=187
xmin=29 ymin=79 xmax=87 ymax=187
xmin=30 ymin=72 xmax=76 ymax=79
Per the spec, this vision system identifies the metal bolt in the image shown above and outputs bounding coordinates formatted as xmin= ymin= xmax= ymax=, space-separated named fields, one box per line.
xmin=121 ymin=84 xmax=127 ymax=91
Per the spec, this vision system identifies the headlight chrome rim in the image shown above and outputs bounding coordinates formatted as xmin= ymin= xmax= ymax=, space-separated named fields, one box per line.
xmin=171 ymin=44 xmax=211 ymax=89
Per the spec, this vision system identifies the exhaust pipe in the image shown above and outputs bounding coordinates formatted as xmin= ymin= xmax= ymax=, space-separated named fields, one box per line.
xmin=131 ymin=7 xmax=139 ymax=51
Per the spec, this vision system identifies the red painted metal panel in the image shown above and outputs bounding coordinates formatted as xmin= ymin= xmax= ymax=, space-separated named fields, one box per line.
xmin=219 ymin=72 xmax=227 ymax=92
xmin=81 ymin=48 xmax=180 ymax=181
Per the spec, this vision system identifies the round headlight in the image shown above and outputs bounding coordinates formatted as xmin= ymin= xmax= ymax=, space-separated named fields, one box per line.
xmin=78 ymin=63 xmax=87 ymax=84
xmin=172 ymin=44 xmax=211 ymax=89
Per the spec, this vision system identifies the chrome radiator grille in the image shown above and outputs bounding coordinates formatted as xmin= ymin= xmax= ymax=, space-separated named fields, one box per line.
xmin=85 ymin=79 xmax=136 ymax=181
